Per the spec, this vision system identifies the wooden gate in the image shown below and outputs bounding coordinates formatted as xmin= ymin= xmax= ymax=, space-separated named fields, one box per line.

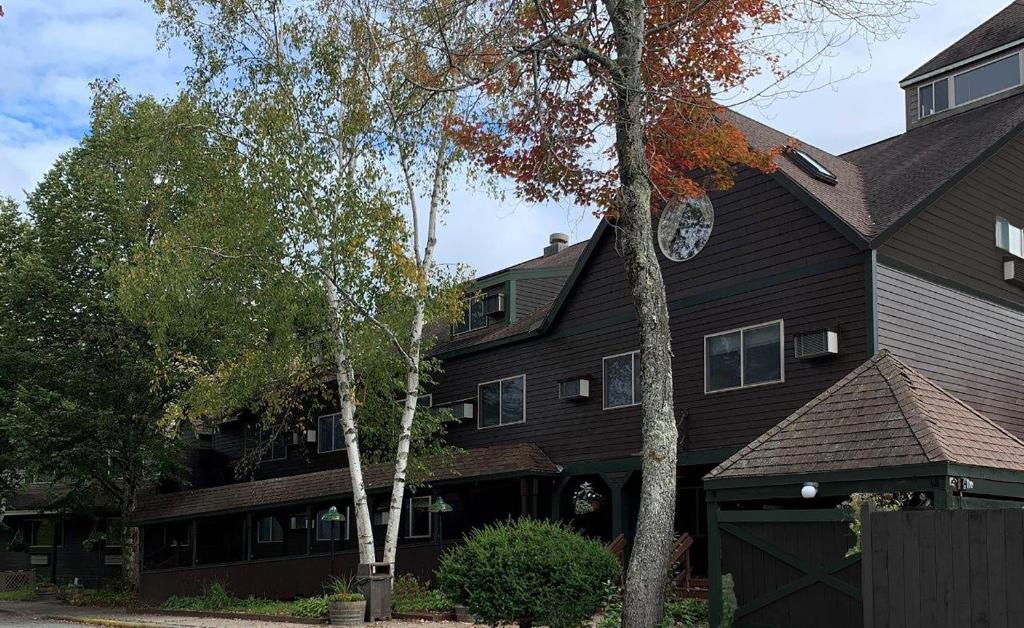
xmin=863 ymin=508 xmax=1024 ymax=628
xmin=711 ymin=509 xmax=861 ymax=628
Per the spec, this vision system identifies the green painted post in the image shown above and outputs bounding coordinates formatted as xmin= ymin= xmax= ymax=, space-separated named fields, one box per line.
xmin=601 ymin=471 xmax=632 ymax=540
xmin=708 ymin=494 xmax=722 ymax=628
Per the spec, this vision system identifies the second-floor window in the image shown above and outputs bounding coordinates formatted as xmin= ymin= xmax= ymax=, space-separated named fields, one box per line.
xmin=256 ymin=516 xmax=283 ymax=543
xmin=919 ymin=52 xmax=1022 ymax=118
xmin=317 ymin=414 xmax=346 ymax=453
xmin=996 ymin=217 xmax=1024 ymax=258
xmin=705 ymin=320 xmax=784 ymax=393
xmin=478 ymin=375 xmax=526 ymax=428
xmin=453 ymin=295 xmax=490 ymax=335
xmin=259 ymin=432 xmax=288 ymax=463
xmin=604 ymin=351 xmax=641 ymax=409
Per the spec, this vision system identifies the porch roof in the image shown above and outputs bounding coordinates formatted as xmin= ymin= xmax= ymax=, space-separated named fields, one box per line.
xmin=707 ymin=350 xmax=1024 ymax=482
xmin=132 ymin=443 xmax=559 ymax=525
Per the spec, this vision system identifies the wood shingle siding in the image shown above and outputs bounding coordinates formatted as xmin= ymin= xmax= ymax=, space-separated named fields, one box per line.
xmin=435 ymin=168 xmax=870 ymax=463
xmin=877 ymin=263 xmax=1024 ymax=439
xmin=879 ymin=129 xmax=1024 ymax=307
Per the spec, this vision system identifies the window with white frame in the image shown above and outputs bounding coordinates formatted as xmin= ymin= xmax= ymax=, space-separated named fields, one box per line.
xmin=705 ymin=321 xmax=784 ymax=393
xmin=316 ymin=507 xmax=350 ymax=541
xmin=453 ymin=295 xmax=490 ymax=335
xmin=603 ymin=351 xmax=641 ymax=409
xmin=996 ymin=217 xmax=1024 ymax=258
xmin=478 ymin=375 xmax=526 ymax=428
xmin=919 ymin=52 xmax=1022 ymax=118
xmin=317 ymin=414 xmax=346 ymax=453
xmin=256 ymin=516 xmax=283 ymax=543
xmin=416 ymin=394 xmax=432 ymax=408
xmin=407 ymin=496 xmax=432 ymax=539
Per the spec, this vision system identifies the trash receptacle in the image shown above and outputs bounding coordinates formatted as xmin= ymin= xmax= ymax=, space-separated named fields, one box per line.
xmin=357 ymin=562 xmax=392 ymax=621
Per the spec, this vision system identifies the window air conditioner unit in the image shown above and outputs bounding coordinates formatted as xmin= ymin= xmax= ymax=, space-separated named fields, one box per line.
xmin=373 ymin=511 xmax=390 ymax=526
xmin=794 ymin=330 xmax=839 ymax=359
xmin=30 ymin=554 xmax=48 ymax=566
xmin=483 ymin=293 xmax=505 ymax=318
xmin=1005 ymin=258 xmax=1024 ymax=288
xmin=448 ymin=402 xmax=474 ymax=420
xmin=558 ymin=379 xmax=590 ymax=400
xmin=104 ymin=554 xmax=124 ymax=566
xmin=289 ymin=516 xmax=308 ymax=530
xmin=306 ymin=429 xmax=317 ymax=443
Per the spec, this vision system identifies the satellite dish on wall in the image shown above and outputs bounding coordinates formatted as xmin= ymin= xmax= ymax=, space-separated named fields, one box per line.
xmin=658 ymin=193 xmax=714 ymax=261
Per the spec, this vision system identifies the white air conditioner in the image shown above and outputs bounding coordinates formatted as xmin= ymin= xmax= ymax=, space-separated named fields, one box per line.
xmin=289 ymin=516 xmax=308 ymax=530
xmin=1005 ymin=258 xmax=1024 ymax=288
xmin=558 ymin=379 xmax=590 ymax=400
xmin=306 ymin=429 xmax=317 ymax=443
xmin=483 ymin=293 xmax=505 ymax=318
xmin=30 ymin=554 xmax=48 ymax=566
xmin=373 ymin=511 xmax=390 ymax=526
xmin=448 ymin=402 xmax=474 ymax=420
xmin=794 ymin=330 xmax=839 ymax=359
xmin=104 ymin=554 xmax=123 ymax=566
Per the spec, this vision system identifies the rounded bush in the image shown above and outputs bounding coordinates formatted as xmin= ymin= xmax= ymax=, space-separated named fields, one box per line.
xmin=437 ymin=517 xmax=620 ymax=628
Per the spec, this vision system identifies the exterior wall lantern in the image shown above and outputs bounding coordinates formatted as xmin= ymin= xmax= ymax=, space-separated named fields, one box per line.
xmin=801 ymin=482 xmax=819 ymax=499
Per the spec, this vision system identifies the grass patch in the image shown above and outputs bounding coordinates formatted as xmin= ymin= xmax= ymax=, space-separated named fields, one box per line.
xmin=0 ymin=586 xmax=36 ymax=602
xmin=65 ymin=588 xmax=137 ymax=608
xmin=391 ymin=574 xmax=453 ymax=614
xmin=161 ymin=582 xmax=328 ymax=619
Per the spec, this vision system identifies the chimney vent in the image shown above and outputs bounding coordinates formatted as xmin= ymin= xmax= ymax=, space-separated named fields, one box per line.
xmin=544 ymin=232 xmax=570 ymax=257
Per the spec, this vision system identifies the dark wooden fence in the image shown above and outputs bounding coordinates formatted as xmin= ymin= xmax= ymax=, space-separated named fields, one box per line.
xmin=863 ymin=508 xmax=1024 ymax=628
xmin=716 ymin=509 xmax=862 ymax=628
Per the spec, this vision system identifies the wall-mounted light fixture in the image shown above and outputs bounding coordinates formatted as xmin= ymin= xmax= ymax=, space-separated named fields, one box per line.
xmin=801 ymin=482 xmax=819 ymax=499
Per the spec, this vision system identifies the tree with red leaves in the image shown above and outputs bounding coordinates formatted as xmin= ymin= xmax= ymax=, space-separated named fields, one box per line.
xmin=409 ymin=0 xmax=918 ymax=623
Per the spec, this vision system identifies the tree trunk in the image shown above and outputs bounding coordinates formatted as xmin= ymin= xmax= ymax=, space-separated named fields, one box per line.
xmin=325 ymin=277 xmax=377 ymax=564
xmin=121 ymin=489 xmax=140 ymax=591
xmin=608 ymin=0 xmax=679 ymax=626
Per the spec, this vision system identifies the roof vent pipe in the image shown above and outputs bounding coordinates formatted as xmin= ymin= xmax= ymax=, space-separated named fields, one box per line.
xmin=544 ymin=232 xmax=569 ymax=257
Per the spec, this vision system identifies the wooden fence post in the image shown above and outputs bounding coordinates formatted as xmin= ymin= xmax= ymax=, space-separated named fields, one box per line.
xmin=708 ymin=493 xmax=722 ymax=628
xmin=861 ymin=503 xmax=874 ymax=628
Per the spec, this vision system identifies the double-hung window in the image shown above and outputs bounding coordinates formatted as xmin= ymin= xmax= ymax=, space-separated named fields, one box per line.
xmin=317 ymin=413 xmax=346 ymax=453
xmin=256 ymin=516 xmax=283 ymax=543
xmin=407 ymin=496 xmax=432 ymax=539
xmin=316 ymin=507 xmax=350 ymax=541
xmin=453 ymin=295 xmax=490 ymax=335
xmin=477 ymin=375 xmax=526 ymax=428
xmin=259 ymin=432 xmax=288 ymax=463
xmin=705 ymin=321 xmax=784 ymax=393
xmin=603 ymin=351 xmax=641 ymax=409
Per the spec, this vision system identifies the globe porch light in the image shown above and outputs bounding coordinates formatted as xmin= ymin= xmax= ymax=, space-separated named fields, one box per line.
xmin=801 ymin=482 xmax=819 ymax=499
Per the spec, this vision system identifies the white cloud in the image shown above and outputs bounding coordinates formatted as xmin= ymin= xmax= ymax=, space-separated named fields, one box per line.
xmin=0 ymin=0 xmax=1011 ymax=272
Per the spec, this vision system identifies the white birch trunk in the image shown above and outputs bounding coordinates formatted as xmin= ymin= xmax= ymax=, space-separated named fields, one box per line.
xmin=381 ymin=117 xmax=450 ymax=570
xmin=324 ymin=276 xmax=377 ymax=564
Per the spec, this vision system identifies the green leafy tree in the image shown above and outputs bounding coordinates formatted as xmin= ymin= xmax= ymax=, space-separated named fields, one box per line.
xmin=0 ymin=83 xmax=250 ymax=588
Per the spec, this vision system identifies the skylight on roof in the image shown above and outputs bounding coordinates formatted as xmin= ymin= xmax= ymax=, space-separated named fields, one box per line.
xmin=787 ymin=148 xmax=838 ymax=185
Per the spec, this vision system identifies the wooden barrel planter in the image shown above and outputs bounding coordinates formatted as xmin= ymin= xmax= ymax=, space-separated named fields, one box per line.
xmin=328 ymin=597 xmax=366 ymax=625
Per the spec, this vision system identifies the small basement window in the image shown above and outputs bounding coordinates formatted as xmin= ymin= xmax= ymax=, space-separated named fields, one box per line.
xmin=478 ymin=375 xmax=526 ymax=428
xmin=705 ymin=320 xmax=784 ymax=393
xmin=787 ymin=148 xmax=837 ymax=185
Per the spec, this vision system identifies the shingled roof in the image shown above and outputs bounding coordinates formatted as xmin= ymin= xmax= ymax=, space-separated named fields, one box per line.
xmin=707 ymin=350 xmax=1024 ymax=481
xmin=726 ymin=92 xmax=1024 ymax=242
xmin=903 ymin=2 xmax=1024 ymax=83
xmin=132 ymin=443 xmax=559 ymax=524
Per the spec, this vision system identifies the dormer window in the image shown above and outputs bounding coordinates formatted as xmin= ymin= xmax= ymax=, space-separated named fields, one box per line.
xmin=919 ymin=53 xmax=1021 ymax=119
xmin=453 ymin=295 xmax=490 ymax=335
xmin=786 ymin=148 xmax=837 ymax=185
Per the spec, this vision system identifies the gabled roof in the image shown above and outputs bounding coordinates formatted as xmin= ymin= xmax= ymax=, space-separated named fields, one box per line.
xmin=903 ymin=1 xmax=1024 ymax=84
xmin=131 ymin=443 xmax=559 ymax=524
xmin=707 ymin=350 xmax=1024 ymax=481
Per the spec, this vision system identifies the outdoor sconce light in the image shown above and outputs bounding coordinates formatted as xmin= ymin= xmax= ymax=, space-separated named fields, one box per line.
xmin=801 ymin=482 xmax=819 ymax=499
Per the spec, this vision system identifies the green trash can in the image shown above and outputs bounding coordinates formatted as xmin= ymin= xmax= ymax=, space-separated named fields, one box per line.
xmin=357 ymin=562 xmax=392 ymax=621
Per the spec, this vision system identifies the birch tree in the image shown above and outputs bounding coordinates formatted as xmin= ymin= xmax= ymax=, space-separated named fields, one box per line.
xmin=148 ymin=0 xmax=465 ymax=568
xmin=402 ymin=0 xmax=919 ymax=623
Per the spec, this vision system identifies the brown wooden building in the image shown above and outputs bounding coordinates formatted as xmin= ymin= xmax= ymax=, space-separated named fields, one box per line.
xmin=10 ymin=2 xmax=1024 ymax=611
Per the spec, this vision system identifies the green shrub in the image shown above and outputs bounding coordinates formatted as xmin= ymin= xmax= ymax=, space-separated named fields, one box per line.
xmin=391 ymin=574 xmax=453 ymax=613
xmin=437 ymin=517 xmax=620 ymax=628
xmin=721 ymin=574 xmax=737 ymax=628
xmin=596 ymin=595 xmax=708 ymax=627
xmin=65 ymin=587 xmax=136 ymax=608
xmin=0 ymin=586 xmax=36 ymax=602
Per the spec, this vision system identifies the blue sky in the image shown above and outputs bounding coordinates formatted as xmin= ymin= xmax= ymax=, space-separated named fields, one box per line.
xmin=0 ymin=1 xmax=1011 ymax=276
